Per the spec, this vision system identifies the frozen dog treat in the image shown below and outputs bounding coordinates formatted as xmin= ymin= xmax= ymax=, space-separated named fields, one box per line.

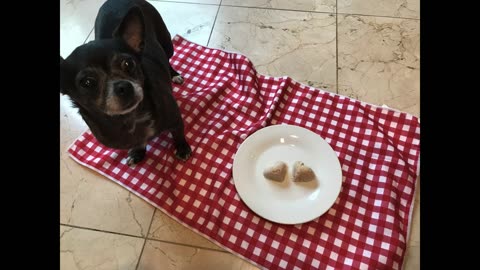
xmin=263 ymin=161 xmax=288 ymax=182
xmin=292 ymin=161 xmax=316 ymax=182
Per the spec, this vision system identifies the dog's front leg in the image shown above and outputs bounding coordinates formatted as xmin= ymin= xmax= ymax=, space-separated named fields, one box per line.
xmin=127 ymin=145 xmax=147 ymax=166
xmin=171 ymin=126 xmax=192 ymax=161
xmin=169 ymin=65 xmax=184 ymax=85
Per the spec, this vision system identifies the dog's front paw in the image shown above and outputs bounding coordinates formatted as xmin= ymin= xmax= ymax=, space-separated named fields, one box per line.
xmin=175 ymin=144 xmax=192 ymax=161
xmin=127 ymin=147 xmax=146 ymax=166
xmin=172 ymin=75 xmax=184 ymax=85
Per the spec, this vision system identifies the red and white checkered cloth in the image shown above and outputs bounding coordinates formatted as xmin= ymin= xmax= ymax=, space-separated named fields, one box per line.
xmin=68 ymin=35 xmax=420 ymax=270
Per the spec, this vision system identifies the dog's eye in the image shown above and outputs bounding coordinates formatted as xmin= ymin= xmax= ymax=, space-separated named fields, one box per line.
xmin=80 ymin=77 xmax=97 ymax=89
xmin=121 ymin=58 xmax=136 ymax=72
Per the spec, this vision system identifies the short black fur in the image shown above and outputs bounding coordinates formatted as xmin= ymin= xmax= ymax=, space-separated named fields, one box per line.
xmin=60 ymin=0 xmax=191 ymax=165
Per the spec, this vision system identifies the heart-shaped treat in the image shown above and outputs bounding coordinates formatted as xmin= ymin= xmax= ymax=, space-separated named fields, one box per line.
xmin=263 ymin=161 xmax=288 ymax=182
xmin=292 ymin=161 xmax=316 ymax=182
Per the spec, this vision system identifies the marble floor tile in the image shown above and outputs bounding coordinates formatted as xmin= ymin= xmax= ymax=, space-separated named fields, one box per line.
xmin=60 ymin=225 xmax=144 ymax=270
xmin=403 ymin=245 xmax=420 ymax=270
xmin=408 ymin=199 xmax=420 ymax=247
xmin=137 ymin=240 xmax=259 ymax=270
xmin=148 ymin=1 xmax=219 ymax=46
xmin=60 ymin=96 xmax=155 ymax=237
xmin=337 ymin=15 xmax=419 ymax=116
xmin=209 ymin=6 xmax=337 ymax=92
xmin=222 ymin=0 xmax=336 ymax=13
xmin=415 ymin=178 xmax=420 ymax=203
xmin=148 ymin=210 xmax=222 ymax=250
xmin=338 ymin=0 xmax=420 ymax=19
xmin=60 ymin=0 xmax=106 ymax=58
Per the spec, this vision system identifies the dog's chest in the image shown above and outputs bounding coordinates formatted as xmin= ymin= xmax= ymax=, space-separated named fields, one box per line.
xmin=128 ymin=113 xmax=156 ymax=141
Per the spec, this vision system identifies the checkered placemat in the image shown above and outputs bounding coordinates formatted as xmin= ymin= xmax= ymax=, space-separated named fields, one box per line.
xmin=68 ymin=35 xmax=420 ymax=270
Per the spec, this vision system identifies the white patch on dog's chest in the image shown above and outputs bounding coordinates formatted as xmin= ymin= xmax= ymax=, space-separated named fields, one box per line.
xmin=128 ymin=113 xmax=155 ymax=138
xmin=145 ymin=119 xmax=156 ymax=139
xmin=135 ymin=113 xmax=152 ymax=124
xmin=139 ymin=113 xmax=156 ymax=140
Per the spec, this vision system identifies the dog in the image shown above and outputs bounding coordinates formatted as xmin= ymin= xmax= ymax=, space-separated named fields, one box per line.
xmin=60 ymin=0 xmax=191 ymax=165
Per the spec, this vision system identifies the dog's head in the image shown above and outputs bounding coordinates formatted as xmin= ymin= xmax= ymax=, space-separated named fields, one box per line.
xmin=60 ymin=7 xmax=146 ymax=116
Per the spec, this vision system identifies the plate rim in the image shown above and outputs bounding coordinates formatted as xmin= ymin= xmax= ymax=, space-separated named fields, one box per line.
xmin=232 ymin=124 xmax=343 ymax=225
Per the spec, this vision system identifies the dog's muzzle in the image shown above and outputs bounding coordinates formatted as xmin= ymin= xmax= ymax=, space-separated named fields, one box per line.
xmin=114 ymin=80 xmax=135 ymax=98
xmin=105 ymin=80 xmax=144 ymax=115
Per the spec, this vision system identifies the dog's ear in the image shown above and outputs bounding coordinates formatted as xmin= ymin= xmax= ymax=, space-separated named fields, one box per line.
xmin=60 ymin=56 xmax=69 ymax=95
xmin=113 ymin=7 xmax=145 ymax=53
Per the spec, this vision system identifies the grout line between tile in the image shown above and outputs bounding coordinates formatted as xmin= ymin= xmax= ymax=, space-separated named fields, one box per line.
xmin=150 ymin=1 xmax=420 ymax=21
xmin=60 ymin=220 xmax=231 ymax=254
xmin=144 ymin=238 xmax=230 ymax=253
xmin=135 ymin=208 xmax=157 ymax=270
xmin=220 ymin=4 xmax=335 ymax=15
xmin=207 ymin=0 xmax=222 ymax=46
xmin=336 ymin=11 xmax=419 ymax=20
xmin=335 ymin=0 xmax=338 ymax=94
xmin=60 ymin=223 xmax=144 ymax=239
xmin=218 ymin=4 xmax=419 ymax=20
xmin=83 ymin=27 xmax=94 ymax=44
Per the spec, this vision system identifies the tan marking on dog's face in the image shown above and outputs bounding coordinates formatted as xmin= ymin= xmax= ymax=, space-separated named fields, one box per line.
xmin=104 ymin=80 xmax=144 ymax=115
xmin=102 ymin=53 xmax=145 ymax=116
xmin=69 ymin=52 xmax=145 ymax=116
xmin=74 ymin=67 xmax=108 ymax=110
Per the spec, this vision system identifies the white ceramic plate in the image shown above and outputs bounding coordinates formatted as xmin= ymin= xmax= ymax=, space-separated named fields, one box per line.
xmin=232 ymin=124 xmax=343 ymax=224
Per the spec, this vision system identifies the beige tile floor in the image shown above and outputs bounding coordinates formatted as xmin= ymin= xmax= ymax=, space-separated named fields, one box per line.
xmin=60 ymin=0 xmax=420 ymax=269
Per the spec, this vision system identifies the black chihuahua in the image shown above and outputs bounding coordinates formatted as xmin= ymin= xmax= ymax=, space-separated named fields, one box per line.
xmin=60 ymin=0 xmax=191 ymax=165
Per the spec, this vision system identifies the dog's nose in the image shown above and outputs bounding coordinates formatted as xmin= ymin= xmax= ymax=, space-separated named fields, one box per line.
xmin=113 ymin=81 xmax=134 ymax=97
